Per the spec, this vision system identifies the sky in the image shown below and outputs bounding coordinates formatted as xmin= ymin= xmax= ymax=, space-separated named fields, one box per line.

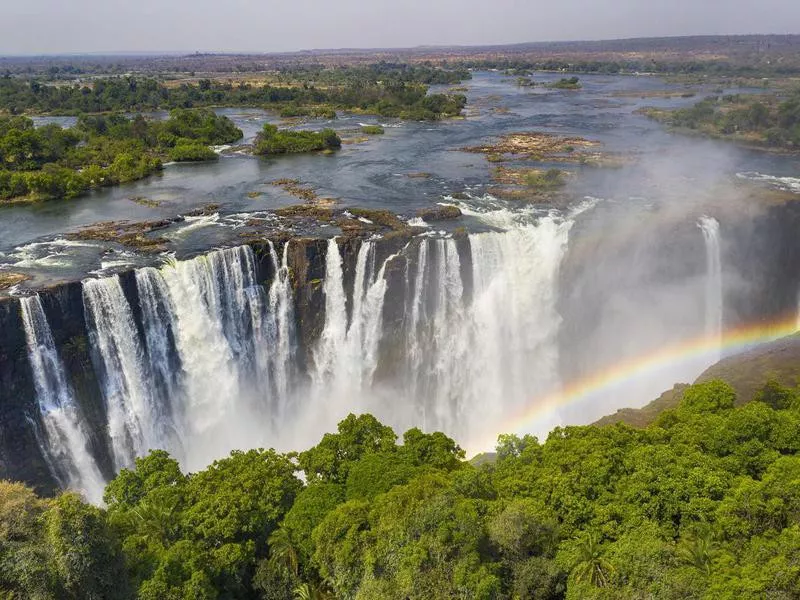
xmin=1 ymin=0 xmax=799 ymax=55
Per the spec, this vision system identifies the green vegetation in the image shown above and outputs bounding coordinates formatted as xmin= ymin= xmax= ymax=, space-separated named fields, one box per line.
xmin=0 ymin=65 xmax=468 ymax=121
xmin=547 ymin=77 xmax=582 ymax=90
xmin=0 ymin=109 xmax=241 ymax=202
xmin=3 ymin=379 xmax=800 ymax=598
xmin=279 ymin=105 xmax=338 ymax=119
xmin=524 ymin=168 xmax=567 ymax=188
xmin=253 ymin=124 xmax=341 ymax=155
xmin=167 ymin=141 xmax=217 ymax=162
xmin=360 ymin=125 xmax=384 ymax=135
xmin=642 ymin=89 xmax=800 ymax=149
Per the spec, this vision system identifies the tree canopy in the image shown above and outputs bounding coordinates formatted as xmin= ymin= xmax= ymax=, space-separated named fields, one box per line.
xmin=2 ymin=379 xmax=800 ymax=598
xmin=0 ymin=109 xmax=242 ymax=202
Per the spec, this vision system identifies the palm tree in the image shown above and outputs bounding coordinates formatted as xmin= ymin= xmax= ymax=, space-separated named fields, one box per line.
xmin=571 ymin=531 xmax=615 ymax=587
xmin=677 ymin=527 xmax=715 ymax=575
xmin=293 ymin=582 xmax=333 ymax=600
xmin=121 ymin=495 xmax=180 ymax=547
xmin=269 ymin=525 xmax=300 ymax=578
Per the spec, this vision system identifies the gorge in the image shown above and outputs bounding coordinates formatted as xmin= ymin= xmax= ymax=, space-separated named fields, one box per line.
xmin=3 ymin=195 xmax=800 ymax=499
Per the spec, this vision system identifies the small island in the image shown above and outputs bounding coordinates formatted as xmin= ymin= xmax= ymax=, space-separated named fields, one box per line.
xmin=547 ymin=76 xmax=582 ymax=90
xmin=253 ymin=124 xmax=342 ymax=155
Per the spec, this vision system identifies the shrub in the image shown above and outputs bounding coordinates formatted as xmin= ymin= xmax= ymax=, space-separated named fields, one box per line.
xmin=254 ymin=124 xmax=341 ymax=155
xmin=168 ymin=141 xmax=218 ymax=162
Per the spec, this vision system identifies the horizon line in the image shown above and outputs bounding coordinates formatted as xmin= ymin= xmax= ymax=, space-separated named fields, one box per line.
xmin=1 ymin=32 xmax=799 ymax=60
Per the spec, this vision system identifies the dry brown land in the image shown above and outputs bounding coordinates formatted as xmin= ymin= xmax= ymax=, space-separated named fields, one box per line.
xmin=0 ymin=272 xmax=30 ymax=290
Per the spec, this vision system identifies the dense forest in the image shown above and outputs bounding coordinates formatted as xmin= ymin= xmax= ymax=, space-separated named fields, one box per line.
xmin=0 ymin=65 xmax=468 ymax=121
xmin=641 ymin=89 xmax=800 ymax=149
xmin=2 ymin=378 xmax=799 ymax=599
xmin=0 ymin=109 xmax=242 ymax=202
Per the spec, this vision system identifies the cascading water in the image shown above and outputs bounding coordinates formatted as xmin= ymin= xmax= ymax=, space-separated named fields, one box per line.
xmin=393 ymin=209 xmax=572 ymax=439
xmin=267 ymin=241 xmax=297 ymax=414
xmin=313 ymin=237 xmax=348 ymax=389
xmin=20 ymin=295 xmax=106 ymax=503
xmin=698 ymin=216 xmax=723 ymax=359
xmin=78 ymin=245 xmax=283 ymax=478
xmin=25 ymin=205 xmax=583 ymax=499
xmin=135 ymin=267 xmax=186 ymax=456
xmin=311 ymin=239 xmax=401 ymax=412
xmin=83 ymin=276 xmax=160 ymax=470
xmin=141 ymin=246 xmax=271 ymax=470
xmin=247 ymin=241 xmax=296 ymax=423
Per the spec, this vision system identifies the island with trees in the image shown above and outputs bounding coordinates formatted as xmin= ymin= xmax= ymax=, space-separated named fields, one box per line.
xmin=0 ymin=109 xmax=242 ymax=203
xmin=254 ymin=124 xmax=341 ymax=155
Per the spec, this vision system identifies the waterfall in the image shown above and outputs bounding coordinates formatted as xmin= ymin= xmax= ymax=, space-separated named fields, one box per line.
xmin=463 ymin=218 xmax=568 ymax=425
xmin=427 ymin=238 xmax=467 ymax=432
xmin=83 ymin=276 xmax=159 ymax=470
xmin=22 ymin=205 xmax=582 ymax=500
xmin=300 ymin=209 xmax=573 ymax=444
xmin=266 ymin=241 xmax=296 ymax=415
xmin=312 ymin=238 xmax=348 ymax=388
xmin=406 ymin=240 xmax=429 ymax=426
xmin=20 ymin=295 xmax=106 ymax=503
xmin=154 ymin=246 xmax=266 ymax=470
xmin=393 ymin=214 xmax=571 ymax=438
xmin=312 ymin=239 xmax=398 ymax=406
xmin=698 ymin=216 xmax=722 ymax=358
xmin=135 ymin=267 xmax=186 ymax=459
xmin=245 ymin=241 xmax=296 ymax=422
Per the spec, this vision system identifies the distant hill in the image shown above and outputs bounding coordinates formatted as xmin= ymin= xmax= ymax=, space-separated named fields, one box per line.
xmin=4 ymin=34 xmax=800 ymax=75
xmin=595 ymin=332 xmax=800 ymax=427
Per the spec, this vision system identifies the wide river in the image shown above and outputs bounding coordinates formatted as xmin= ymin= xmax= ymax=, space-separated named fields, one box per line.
xmin=2 ymin=70 xmax=799 ymax=289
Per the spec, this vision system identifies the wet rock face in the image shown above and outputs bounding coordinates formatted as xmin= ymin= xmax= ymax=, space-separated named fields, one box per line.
xmin=556 ymin=200 xmax=800 ymax=391
xmin=40 ymin=281 xmax=116 ymax=480
xmin=0 ymin=297 xmax=55 ymax=494
xmin=286 ymin=238 xmax=329 ymax=374
xmin=722 ymin=202 xmax=800 ymax=325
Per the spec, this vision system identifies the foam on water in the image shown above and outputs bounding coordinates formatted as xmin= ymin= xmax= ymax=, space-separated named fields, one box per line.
xmin=736 ymin=172 xmax=800 ymax=193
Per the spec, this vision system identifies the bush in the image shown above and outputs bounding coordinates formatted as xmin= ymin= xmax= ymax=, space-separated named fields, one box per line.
xmin=254 ymin=124 xmax=341 ymax=155
xmin=523 ymin=168 xmax=567 ymax=189
xmin=167 ymin=141 xmax=218 ymax=162
xmin=361 ymin=125 xmax=385 ymax=135
xmin=549 ymin=77 xmax=582 ymax=90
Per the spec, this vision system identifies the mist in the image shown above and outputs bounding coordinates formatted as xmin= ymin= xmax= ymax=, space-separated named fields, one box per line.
xmin=553 ymin=136 xmax=776 ymax=430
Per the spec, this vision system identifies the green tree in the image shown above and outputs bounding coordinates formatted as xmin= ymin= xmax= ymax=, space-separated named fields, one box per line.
xmin=298 ymin=414 xmax=397 ymax=484
xmin=569 ymin=532 xmax=615 ymax=588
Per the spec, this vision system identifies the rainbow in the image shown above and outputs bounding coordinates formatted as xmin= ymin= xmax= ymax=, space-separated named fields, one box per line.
xmin=469 ymin=312 xmax=800 ymax=453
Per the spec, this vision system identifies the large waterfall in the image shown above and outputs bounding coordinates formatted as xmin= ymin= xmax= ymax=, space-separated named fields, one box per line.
xmin=698 ymin=216 xmax=723 ymax=358
xmin=18 ymin=202 xmax=727 ymax=500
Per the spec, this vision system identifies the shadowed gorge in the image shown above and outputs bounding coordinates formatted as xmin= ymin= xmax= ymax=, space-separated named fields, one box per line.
xmin=3 ymin=195 xmax=800 ymax=498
